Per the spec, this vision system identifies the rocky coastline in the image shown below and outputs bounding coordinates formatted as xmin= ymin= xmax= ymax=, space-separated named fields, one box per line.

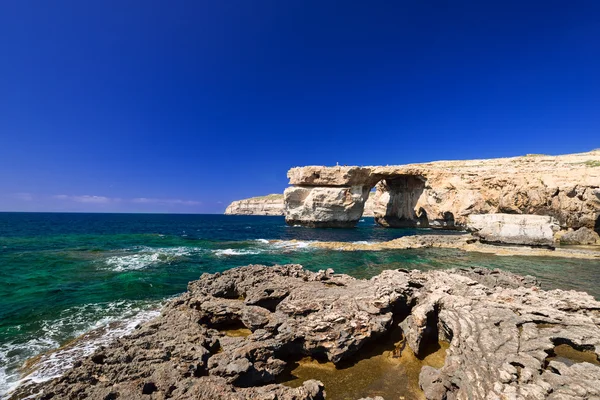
xmin=12 ymin=264 xmax=600 ymax=400
xmin=284 ymin=233 xmax=600 ymax=260
xmin=224 ymin=194 xmax=285 ymax=216
xmin=284 ymin=151 xmax=600 ymax=232
xmin=225 ymin=151 xmax=600 ymax=249
xmin=225 ymin=194 xmax=378 ymax=218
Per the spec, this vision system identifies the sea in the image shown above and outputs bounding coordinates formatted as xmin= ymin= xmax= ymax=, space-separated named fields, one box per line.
xmin=1 ymin=212 xmax=599 ymax=397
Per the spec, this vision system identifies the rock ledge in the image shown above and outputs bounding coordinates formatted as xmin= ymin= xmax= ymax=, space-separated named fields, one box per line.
xmin=14 ymin=265 xmax=600 ymax=400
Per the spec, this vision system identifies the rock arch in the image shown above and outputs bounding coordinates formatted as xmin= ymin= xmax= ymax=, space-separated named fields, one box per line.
xmin=370 ymin=175 xmax=427 ymax=228
xmin=283 ymin=153 xmax=600 ymax=230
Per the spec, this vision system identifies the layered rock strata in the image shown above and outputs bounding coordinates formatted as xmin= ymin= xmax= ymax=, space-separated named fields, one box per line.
xmin=226 ymin=194 xmax=377 ymax=217
xmin=284 ymin=151 xmax=600 ymax=231
xmin=16 ymin=265 xmax=600 ymax=400
xmin=299 ymin=234 xmax=600 ymax=260
xmin=466 ymin=214 xmax=560 ymax=247
xmin=225 ymin=194 xmax=285 ymax=216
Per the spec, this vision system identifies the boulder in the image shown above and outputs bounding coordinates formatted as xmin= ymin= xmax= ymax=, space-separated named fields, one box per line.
xmin=560 ymin=227 xmax=600 ymax=245
xmin=467 ymin=213 xmax=559 ymax=246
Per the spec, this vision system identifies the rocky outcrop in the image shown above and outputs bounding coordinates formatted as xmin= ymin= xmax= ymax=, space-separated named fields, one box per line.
xmin=467 ymin=213 xmax=560 ymax=247
xmin=289 ymin=234 xmax=600 ymax=259
xmin=284 ymin=151 xmax=600 ymax=230
xmin=225 ymin=194 xmax=285 ymax=216
xmin=17 ymin=265 xmax=600 ymax=400
xmin=227 ymin=194 xmax=377 ymax=217
xmin=559 ymin=227 xmax=600 ymax=245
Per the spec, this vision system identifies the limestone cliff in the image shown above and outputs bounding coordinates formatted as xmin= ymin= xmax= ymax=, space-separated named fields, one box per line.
xmin=284 ymin=150 xmax=600 ymax=232
xmin=226 ymin=193 xmax=377 ymax=217
xmin=224 ymin=194 xmax=284 ymax=216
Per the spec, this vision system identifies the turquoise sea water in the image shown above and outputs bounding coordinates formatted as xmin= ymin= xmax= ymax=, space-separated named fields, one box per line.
xmin=1 ymin=212 xmax=599 ymax=397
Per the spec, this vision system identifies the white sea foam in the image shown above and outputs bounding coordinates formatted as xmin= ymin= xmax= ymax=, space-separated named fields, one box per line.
xmin=0 ymin=300 xmax=161 ymax=399
xmin=269 ymin=240 xmax=314 ymax=250
xmin=213 ymin=249 xmax=262 ymax=256
xmin=255 ymin=239 xmax=270 ymax=244
xmin=102 ymin=246 xmax=204 ymax=271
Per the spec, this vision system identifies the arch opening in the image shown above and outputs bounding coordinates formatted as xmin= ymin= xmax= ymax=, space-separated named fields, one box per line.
xmin=595 ymin=214 xmax=600 ymax=235
xmin=371 ymin=175 xmax=427 ymax=228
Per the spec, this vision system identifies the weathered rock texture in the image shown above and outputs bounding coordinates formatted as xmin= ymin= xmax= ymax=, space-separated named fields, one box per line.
xmin=228 ymin=194 xmax=377 ymax=217
xmin=559 ymin=227 xmax=600 ymax=245
xmin=301 ymin=234 xmax=600 ymax=260
xmin=16 ymin=265 xmax=600 ymax=400
xmin=284 ymin=151 xmax=600 ymax=231
xmin=467 ymin=214 xmax=560 ymax=247
xmin=225 ymin=194 xmax=285 ymax=216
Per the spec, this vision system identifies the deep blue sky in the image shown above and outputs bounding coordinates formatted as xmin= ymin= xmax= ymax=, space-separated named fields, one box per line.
xmin=1 ymin=1 xmax=599 ymax=213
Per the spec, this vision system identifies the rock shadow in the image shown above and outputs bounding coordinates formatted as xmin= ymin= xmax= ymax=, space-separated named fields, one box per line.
xmin=277 ymin=323 xmax=449 ymax=400
xmin=373 ymin=175 xmax=427 ymax=228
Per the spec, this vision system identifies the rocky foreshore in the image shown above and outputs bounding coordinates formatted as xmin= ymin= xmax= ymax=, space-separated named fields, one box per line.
xmin=13 ymin=264 xmax=600 ymax=400
xmin=303 ymin=234 xmax=600 ymax=260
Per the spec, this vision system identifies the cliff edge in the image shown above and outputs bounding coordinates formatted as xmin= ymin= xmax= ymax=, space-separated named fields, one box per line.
xmin=224 ymin=194 xmax=285 ymax=216
xmin=225 ymin=194 xmax=377 ymax=217
xmin=284 ymin=150 xmax=600 ymax=232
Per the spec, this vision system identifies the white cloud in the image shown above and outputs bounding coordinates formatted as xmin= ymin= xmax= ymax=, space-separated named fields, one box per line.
xmin=52 ymin=195 xmax=201 ymax=207
xmin=131 ymin=197 xmax=201 ymax=206
xmin=53 ymin=195 xmax=118 ymax=204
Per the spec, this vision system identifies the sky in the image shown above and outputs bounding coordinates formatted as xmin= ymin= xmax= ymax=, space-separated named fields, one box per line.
xmin=0 ymin=1 xmax=599 ymax=213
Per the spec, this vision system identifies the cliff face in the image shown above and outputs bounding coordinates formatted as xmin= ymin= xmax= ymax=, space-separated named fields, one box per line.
xmin=225 ymin=194 xmax=377 ymax=217
xmin=224 ymin=194 xmax=284 ymax=216
xmin=284 ymin=151 xmax=600 ymax=231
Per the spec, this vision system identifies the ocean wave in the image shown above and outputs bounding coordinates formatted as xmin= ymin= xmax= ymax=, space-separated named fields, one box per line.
xmin=213 ymin=249 xmax=262 ymax=256
xmin=254 ymin=239 xmax=270 ymax=244
xmin=102 ymin=246 xmax=205 ymax=271
xmin=269 ymin=240 xmax=314 ymax=250
xmin=0 ymin=300 xmax=160 ymax=399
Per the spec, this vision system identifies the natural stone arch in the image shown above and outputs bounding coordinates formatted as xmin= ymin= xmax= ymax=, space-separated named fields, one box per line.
xmin=283 ymin=154 xmax=600 ymax=230
xmin=370 ymin=175 xmax=427 ymax=228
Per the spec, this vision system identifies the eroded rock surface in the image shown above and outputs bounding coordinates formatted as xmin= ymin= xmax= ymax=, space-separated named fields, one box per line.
xmin=285 ymin=151 xmax=600 ymax=230
xmin=304 ymin=234 xmax=600 ymax=259
xmin=225 ymin=194 xmax=285 ymax=216
xmin=559 ymin=227 xmax=600 ymax=245
xmin=467 ymin=213 xmax=560 ymax=247
xmin=226 ymin=193 xmax=377 ymax=217
xmin=14 ymin=265 xmax=600 ymax=400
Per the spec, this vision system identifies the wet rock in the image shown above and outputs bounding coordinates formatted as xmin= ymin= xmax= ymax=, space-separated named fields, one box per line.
xmin=13 ymin=264 xmax=600 ymax=400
